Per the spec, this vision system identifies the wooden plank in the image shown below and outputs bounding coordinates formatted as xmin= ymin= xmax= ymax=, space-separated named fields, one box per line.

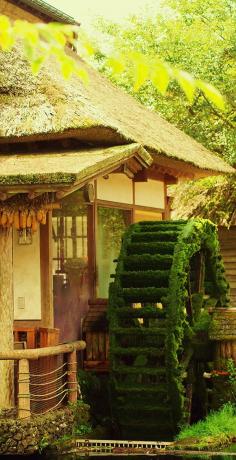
xmin=86 ymin=332 xmax=93 ymax=361
xmin=98 ymin=333 xmax=105 ymax=361
xmin=105 ymin=333 xmax=109 ymax=360
xmin=92 ymin=333 xmax=99 ymax=361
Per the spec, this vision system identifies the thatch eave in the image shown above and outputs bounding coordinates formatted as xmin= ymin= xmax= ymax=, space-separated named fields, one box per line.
xmin=0 ymin=143 xmax=152 ymax=192
xmin=171 ymin=175 xmax=236 ymax=227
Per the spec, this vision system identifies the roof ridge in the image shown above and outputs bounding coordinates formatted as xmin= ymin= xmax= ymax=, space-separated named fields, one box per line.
xmin=15 ymin=0 xmax=80 ymax=25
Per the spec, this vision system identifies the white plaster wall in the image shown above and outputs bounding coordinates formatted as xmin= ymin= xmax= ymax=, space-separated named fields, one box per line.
xmin=13 ymin=229 xmax=41 ymax=320
xmin=135 ymin=180 xmax=165 ymax=208
xmin=97 ymin=174 xmax=133 ymax=204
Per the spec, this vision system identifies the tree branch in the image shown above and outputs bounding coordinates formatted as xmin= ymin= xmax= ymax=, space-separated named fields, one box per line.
xmin=202 ymin=93 xmax=235 ymax=129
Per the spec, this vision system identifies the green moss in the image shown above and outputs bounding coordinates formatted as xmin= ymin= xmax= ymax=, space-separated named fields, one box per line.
xmin=120 ymin=270 xmax=169 ymax=287
xmin=0 ymin=172 xmax=76 ymax=185
xmin=122 ymin=286 xmax=169 ymax=302
xmin=123 ymin=253 xmax=173 ymax=270
xmin=131 ymin=231 xmax=179 ymax=242
xmin=127 ymin=241 xmax=176 ymax=255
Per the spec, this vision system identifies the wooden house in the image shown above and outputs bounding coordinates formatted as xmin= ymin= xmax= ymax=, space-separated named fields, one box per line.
xmin=0 ymin=0 xmax=234 ymax=415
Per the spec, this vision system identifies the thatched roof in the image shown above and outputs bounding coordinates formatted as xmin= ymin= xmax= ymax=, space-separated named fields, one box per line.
xmin=171 ymin=175 xmax=236 ymax=227
xmin=12 ymin=0 xmax=79 ymax=25
xmin=0 ymin=143 xmax=151 ymax=188
xmin=0 ymin=46 xmax=234 ymax=176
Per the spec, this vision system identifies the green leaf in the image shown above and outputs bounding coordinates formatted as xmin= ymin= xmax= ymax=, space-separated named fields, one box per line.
xmin=175 ymin=70 xmax=196 ymax=104
xmin=197 ymin=80 xmax=225 ymax=111
xmin=30 ymin=55 xmax=46 ymax=74
xmin=151 ymin=61 xmax=170 ymax=95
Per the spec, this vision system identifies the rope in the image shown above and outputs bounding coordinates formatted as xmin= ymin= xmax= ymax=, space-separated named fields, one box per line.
xmin=19 ymin=361 xmax=67 ymax=377
xmin=31 ymin=392 xmax=68 ymax=416
xmin=27 ymin=381 xmax=68 ymax=398
xmin=31 ymin=394 xmax=66 ymax=415
xmin=19 ymin=370 xmax=68 ymax=385
xmin=27 ymin=361 xmax=67 ymax=377
xmin=29 ymin=388 xmax=68 ymax=402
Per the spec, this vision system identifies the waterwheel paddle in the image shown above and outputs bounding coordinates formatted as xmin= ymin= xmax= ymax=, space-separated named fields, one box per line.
xmin=108 ymin=219 xmax=229 ymax=440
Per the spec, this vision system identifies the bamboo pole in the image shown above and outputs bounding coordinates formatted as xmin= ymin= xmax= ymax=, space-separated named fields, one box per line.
xmin=18 ymin=358 xmax=30 ymax=419
xmin=0 ymin=340 xmax=86 ymax=361
xmin=67 ymin=350 xmax=77 ymax=404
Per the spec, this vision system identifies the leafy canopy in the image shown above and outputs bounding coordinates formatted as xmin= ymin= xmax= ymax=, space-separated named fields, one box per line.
xmin=0 ymin=13 xmax=227 ymax=111
xmin=94 ymin=0 xmax=236 ymax=163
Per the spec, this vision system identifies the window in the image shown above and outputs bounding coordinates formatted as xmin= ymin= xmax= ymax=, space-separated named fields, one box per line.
xmin=52 ymin=208 xmax=87 ymax=274
xmin=96 ymin=206 xmax=131 ymax=298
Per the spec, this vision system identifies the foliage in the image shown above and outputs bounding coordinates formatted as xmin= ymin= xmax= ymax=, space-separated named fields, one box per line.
xmin=192 ymin=309 xmax=212 ymax=333
xmin=226 ymin=359 xmax=236 ymax=403
xmin=0 ymin=13 xmax=227 ymax=110
xmin=77 ymin=370 xmax=111 ymax=426
xmin=171 ymin=175 xmax=236 ymax=226
xmin=0 ymin=16 xmax=91 ymax=81
xmin=95 ymin=0 xmax=236 ymax=163
xmin=175 ymin=403 xmax=236 ymax=449
xmin=227 ymin=359 xmax=236 ymax=385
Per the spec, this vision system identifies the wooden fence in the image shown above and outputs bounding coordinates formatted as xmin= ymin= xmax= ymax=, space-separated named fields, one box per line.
xmin=0 ymin=340 xmax=86 ymax=419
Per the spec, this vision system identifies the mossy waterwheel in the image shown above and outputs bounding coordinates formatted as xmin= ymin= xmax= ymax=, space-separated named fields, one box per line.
xmin=108 ymin=219 xmax=229 ymax=439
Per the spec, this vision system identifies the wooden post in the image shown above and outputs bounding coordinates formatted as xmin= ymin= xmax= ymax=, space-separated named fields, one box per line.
xmin=67 ymin=350 xmax=77 ymax=403
xmin=0 ymin=228 xmax=14 ymax=409
xmin=18 ymin=358 xmax=30 ymax=419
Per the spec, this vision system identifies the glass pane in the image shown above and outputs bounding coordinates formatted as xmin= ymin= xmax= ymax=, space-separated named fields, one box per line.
xmin=76 ymin=216 xmax=82 ymax=236
xmin=134 ymin=209 xmax=163 ymax=222
xmin=52 ymin=203 xmax=89 ymax=342
xmin=66 ymin=238 xmax=73 ymax=258
xmin=97 ymin=207 xmax=131 ymax=298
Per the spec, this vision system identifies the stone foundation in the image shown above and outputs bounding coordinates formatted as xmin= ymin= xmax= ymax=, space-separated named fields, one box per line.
xmin=0 ymin=403 xmax=90 ymax=455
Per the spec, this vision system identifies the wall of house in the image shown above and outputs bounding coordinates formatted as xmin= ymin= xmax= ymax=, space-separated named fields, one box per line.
xmin=13 ymin=229 xmax=41 ymax=320
xmin=97 ymin=174 xmax=133 ymax=204
xmin=97 ymin=174 xmax=165 ymax=209
xmin=135 ymin=179 xmax=165 ymax=208
xmin=0 ymin=0 xmax=40 ymax=22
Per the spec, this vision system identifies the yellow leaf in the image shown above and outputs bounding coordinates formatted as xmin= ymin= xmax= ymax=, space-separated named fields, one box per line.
xmin=176 ymin=70 xmax=196 ymax=104
xmin=107 ymin=56 xmax=125 ymax=74
xmin=151 ymin=62 xmax=170 ymax=95
xmin=0 ymin=15 xmax=13 ymax=50
xmin=129 ymin=52 xmax=149 ymax=92
xmin=197 ymin=80 xmax=225 ymax=111
xmin=75 ymin=67 xmax=89 ymax=85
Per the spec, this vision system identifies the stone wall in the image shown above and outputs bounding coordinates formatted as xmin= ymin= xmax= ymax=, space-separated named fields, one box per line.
xmin=0 ymin=403 xmax=90 ymax=455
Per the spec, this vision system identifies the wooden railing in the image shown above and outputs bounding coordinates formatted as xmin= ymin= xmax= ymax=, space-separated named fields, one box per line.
xmin=0 ymin=340 xmax=86 ymax=419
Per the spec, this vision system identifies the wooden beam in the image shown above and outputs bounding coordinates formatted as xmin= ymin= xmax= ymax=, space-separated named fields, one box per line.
xmin=67 ymin=350 xmax=78 ymax=403
xmin=133 ymin=170 xmax=148 ymax=182
xmin=40 ymin=211 xmax=53 ymax=328
xmin=0 ymin=340 xmax=86 ymax=360
xmin=28 ymin=191 xmax=45 ymax=200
